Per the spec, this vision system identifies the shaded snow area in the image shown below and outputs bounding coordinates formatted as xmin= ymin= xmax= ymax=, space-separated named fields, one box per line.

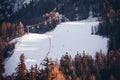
xmin=4 ymin=19 xmax=109 ymax=76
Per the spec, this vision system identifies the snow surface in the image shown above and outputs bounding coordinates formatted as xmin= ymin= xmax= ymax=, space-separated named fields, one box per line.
xmin=4 ymin=18 xmax=109 ymax=76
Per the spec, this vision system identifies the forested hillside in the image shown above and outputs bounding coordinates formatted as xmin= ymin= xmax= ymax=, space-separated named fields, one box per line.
xmin=95 ymin=0 xmax=120 ymax=51
xmin=0 ymin=21 xmax=25 ymax=80
xmin=0 ymin=0 xmax=120 ymax=80
xmin=0 ymin=0 xmax=110 ymax=25
xmin=3 ymin=50 xmax=120 ymax=80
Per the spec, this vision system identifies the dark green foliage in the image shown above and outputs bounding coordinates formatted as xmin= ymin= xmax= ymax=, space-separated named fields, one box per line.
xmin=0 ymin=0 xmax=105 ymax=24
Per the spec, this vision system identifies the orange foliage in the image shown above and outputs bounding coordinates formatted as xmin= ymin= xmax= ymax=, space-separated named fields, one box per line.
xmin=48 ymin=62 xmax=66 ymax=80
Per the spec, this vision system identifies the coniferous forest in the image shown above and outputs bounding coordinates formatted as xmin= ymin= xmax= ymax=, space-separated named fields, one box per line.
xmin=2 ymin=50 xmax=120 ymax=80
xmin=0 ymin=0 xmax=120 ymax=80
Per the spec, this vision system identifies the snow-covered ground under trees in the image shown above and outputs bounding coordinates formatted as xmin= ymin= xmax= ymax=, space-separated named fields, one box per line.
xmin=4 ymin=18 xmax=109 ymax=76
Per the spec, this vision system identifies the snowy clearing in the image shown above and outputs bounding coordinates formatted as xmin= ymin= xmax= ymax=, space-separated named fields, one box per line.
xmin=4 ymin=19 xmax=108 ymax=76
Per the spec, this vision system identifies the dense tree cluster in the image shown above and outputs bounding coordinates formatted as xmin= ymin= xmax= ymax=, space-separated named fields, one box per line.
xmin=4 ymin=0 xmax=57 ymax=25
xmin=0 ymin=0 xmax=108 ymax=24
xmin=28 ymin=12 xmax=61 ymax=33
xmin=1 ymin=0 xmax=119 ymax=36
xmin=41 ymin=12 xmax=60 ymax=31
xmin=43 ymin=12 xmax=60 ymax=26
xmin=0 ymin=0 xmax=119 ymax=26
xmin=94 ymin=0 xmax=120 ymax=51
xmin=0 ymin=21 xmax=25 ymax=79
xmin=101 ymin=0 xmax=120 ymax=22
xmin=0 ymin=21 xmax=24 ymax=41
xmin=56 ymin=0 xmax=90 ymax=20
xmin=5 ymin=54 xmax=65 ymax=80
xmin=60 ymin=51 xmax=120 ymax=80
xmin=0 ymin=21 xmax=24 ymax=57
xmin=3 ymin=49 xmax=120 ymax=80
xmin=0 ymin=0 xmax=14 ymax=22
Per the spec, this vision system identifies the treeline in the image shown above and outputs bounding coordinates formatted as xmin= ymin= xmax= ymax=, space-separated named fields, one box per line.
xmin=0 ymin=21 xmax=25 ymax=57
xmin=5 ymin=0 xmax=57 ymax=25
xmin=95 ymin=0 xmax=120 ymax=51
xmin=0 ymin=0 xmax=108 ymax=25
xmin=56 ymin=0 xmax=90 ymax=21
xmin=3 ymin=49 xmax=120 ymax=80
xmin=1 ymin=0 xmax=119 ymax=25
xmin=28 ymin=12 xmax=61 ymax=33
xmin=0 ymin=21 xmax=25 ymax=79
xmin=0 ymin=21 xmax=24 ymax=41
xmin=41 ymin=12 xmax=60 ymax=32
xmin=60 ymin=51 xmax=120 ymax=80
xmin=1 ymin=0 xmax=119 ymax=34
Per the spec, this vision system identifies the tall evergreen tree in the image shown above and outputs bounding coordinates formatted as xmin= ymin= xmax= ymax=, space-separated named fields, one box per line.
xmin=16 ymin=54 xmax=26 ymax=80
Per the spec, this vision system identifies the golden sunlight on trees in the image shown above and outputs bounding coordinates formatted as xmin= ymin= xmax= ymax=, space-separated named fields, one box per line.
xmin=4 ymin=50 xmax=120 ymax=80
xmin=43 ymin=12 xmax=60 ymax=26
xmin=48 ymin=62 xmax=66 ymax=80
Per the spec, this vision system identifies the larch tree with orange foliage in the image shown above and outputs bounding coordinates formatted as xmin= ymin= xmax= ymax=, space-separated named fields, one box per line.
xmin=48 ymin=61 xmax=66 ymax=80
xmin=16 ymin=54 xmax=27 ymax=80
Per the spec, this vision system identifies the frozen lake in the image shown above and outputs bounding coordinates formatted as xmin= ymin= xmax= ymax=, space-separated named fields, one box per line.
xmin=4 ymin=19 xmax=109 ymax=75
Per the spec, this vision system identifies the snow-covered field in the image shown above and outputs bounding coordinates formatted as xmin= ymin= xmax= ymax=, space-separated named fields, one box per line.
xmin=4 ymin=19 xmax=108 ymax=76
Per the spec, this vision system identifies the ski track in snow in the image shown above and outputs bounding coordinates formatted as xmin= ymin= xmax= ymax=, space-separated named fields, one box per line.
xmin=4 ymin=18 xmax=109 ymax=76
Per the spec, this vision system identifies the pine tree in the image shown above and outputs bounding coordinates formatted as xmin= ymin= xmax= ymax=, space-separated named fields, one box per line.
xmin=16 ymin=54 xmax=26 ymax=80
xmin=29 ymin=64 xmax=38 ymax=80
